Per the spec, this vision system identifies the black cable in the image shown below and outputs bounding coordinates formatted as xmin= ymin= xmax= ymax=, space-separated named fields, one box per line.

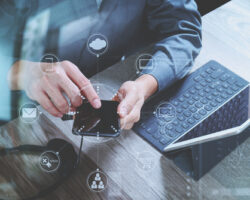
xmin=76 ymin=136 xmax=84 ymax=167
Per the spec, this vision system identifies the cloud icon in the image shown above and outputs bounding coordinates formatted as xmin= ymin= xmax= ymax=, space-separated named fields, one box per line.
xmin=89 ymin=38 xmax=107 ymax=51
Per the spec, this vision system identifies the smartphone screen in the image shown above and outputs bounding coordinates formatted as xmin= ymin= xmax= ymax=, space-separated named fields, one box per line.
xmin=72 ymin=100 xmax=120 ymax=137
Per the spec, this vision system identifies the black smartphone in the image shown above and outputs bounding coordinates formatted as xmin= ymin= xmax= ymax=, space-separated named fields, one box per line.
xmin=72 ymin=100 xmax=121 ymax=137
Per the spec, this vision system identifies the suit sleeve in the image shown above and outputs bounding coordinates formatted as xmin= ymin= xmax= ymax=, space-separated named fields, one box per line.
xmin=142 ymin=0 xmax=202 ymax=92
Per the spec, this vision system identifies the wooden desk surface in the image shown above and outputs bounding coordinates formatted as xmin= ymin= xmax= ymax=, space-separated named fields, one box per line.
xmin=1 ymin=0 xmax=250 ymax=199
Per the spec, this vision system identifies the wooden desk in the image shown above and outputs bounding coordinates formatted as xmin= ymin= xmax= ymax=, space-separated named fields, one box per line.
xmin=0 ymin=0 xmax=250 ymax=199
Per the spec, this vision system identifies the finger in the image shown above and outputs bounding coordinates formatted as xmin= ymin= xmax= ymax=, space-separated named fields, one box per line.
xmin=120 ymin=99 xmax=143 ymax=128
xmin=118 ymin=90 xmax=139 ymax=118
xmin=122 ymin=122 xmax=134 ymax=130
xmin=45 ymin=85 xmax=69 ymax=114
xmin=58 ymin=73 xmax=82 ymax=108
xmin=37 ymin=91 xmax=63 ymax=117
xmin=80 ymin=83 xmax=101 ymax=109
xmin=62 ymin=61 xmax=101 ymax=109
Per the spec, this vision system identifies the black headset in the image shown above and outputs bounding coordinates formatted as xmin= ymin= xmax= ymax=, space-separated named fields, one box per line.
xmin=0 ymin=138 xmax=82 ymax=200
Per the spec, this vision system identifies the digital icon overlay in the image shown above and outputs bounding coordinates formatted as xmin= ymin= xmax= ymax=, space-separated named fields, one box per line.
xmin=135 ymin=54 xmax=155 ymax=74
xmin=40 ymin=54 xmax=59 ymax=74
xmin=87 ymin=34 xmax=108 ymax=56
xmin=87 ymin=168 xmax=108 ymax=192
xmin=154 ymin=102 xmax=176 ymax=122
xmin=19 ymin=103 xmax=40 ymax=123
xmin=136 ymin=151 xmax=156 ymax=171
xmin=39 ymin=151 xmax=61 ymax=173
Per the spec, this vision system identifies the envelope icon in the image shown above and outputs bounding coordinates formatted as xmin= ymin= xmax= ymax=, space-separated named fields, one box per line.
xmin=22 ymin=108 xmax=37 ymax=119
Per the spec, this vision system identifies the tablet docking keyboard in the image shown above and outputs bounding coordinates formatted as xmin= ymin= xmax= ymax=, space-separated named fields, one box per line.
xmin=133 ymin=60 xmax=249 ymax=152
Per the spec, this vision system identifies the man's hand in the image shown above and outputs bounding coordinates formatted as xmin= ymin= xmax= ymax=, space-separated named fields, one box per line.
xmin=8 ymin=60 xmax=101 ymax=117
xmin=116 ymin=74 xmax=158 ymax=130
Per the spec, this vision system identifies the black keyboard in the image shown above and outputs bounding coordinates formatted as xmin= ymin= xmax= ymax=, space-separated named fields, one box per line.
xmin=133 ymin=60 xmax=249 ymax=152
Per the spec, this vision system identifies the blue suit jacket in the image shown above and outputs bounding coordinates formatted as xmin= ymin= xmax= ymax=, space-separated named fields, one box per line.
xmin=58 ymin=0 xmax=202 ymax=92
xmin=0 ymin=0 xmax=202 ymax=93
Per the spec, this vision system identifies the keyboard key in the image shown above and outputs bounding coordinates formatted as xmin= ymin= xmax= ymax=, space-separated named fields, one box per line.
xmin=189 ymin=106 xmax=197 ymax=113
xmin=195 ymin=102 xmax=202 ymax=108
xmin=166 ymin=124 xmax=173 ymax=130
xmin=204 ymin=88 xmax=210 ymax=93
xmin=146 ymin=126 xmax=158 ymax=134
xmin=227 ymin=77 xmax=236 ymax=84
xmin=179 ymin=97 xmax=185 ymax=102
xmin=195 ymin=85 xmax=202 ymax=90
xmin=206 ymin=95 xmax=213 ymax=100
xmin=176 ymin=108 xmax=183 ymax=113
xmin=215 ymin=97 xmax=223 ymax=103
xmin=168 ymin=131 xmax=175 ymax=138
xmin=140 ymin=122 xmax=146 ymax=128
xmin=222 ymin=83 xmax=229 ymax=88
xmin=235 ymin=81 xmax=244 ymax=87
xmin=193 ymin=95 xmax=200 ymax=101
xmin=182 ymin=122 xmax=189 ymax=129
xmin=184 ymin=93 xmax=191 ymax=98
xmin=178 ymin=115 xmax=185 ymax=121
xmin=216 ymin=87 xmax=224 ymax=93
xmin=198 ymin=109 xmax=207 ymax=116
xmin=210 ymin=65 xmax=217 ymax=70
xmin=231 ymin=85 xmax=239 ymax=91
xmin=160 ymin=138 xmax=169 ymax=145
xmin=188 ymin=99 xmax=195 ymax=105
xmin=189 ymin=88 xmax=196 ymax=94
xmin=172 ymin=121 xmax=178 ymax=126
xmin=153 ymin=133 xmax=161 ymax=139
xmin=187 ymin=118 xmax=195 ymax=124
xmin=206 ymin=68 xmax=213 ymax=74
xmin=200 ymin=72 xmax=207 ymax=78
xmin=175 ymin=127 xmax=183 ymax=133
xmin=226 ymin=89 xmax=233 ymax=95
xmin=193 ymin=113 xmax=201 ymax=120
xmin=212 ymin=91 xmax=219 ymax=96
xmin=172 ymin=101 xmax=179 ymax=106
xmin=204 ymin=105 xmax=212 ymax=111
xmin=199 ymin=91 xmax=205 ymax=97
xmin=210 ymin=101 xmax=218 ymax=107
xmin=194 ymin=76 xmax=202 ymax=82
xmin=201 ymin=98 xmax=208 ymax=104
xmin=211 ymin=69 xmax=224 ymax=79
xmin=183 ymin=111 xmax=192 ymax=117
xmin=221 ymin=93 xmax=228 ymax=99
xmin=209 ymin=83 xmax=217 ymax=89
xmin=181 ymin=103 xmax=189 ymax=109
xmin=200 ymin=81 xmax=207 ymax=87
xmin=220 ymin=73 xmax=230 ymax=81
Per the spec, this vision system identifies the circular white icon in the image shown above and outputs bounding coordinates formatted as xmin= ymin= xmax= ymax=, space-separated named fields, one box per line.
xmin=136 ymin=151 xmax=156 ymax=171
xmin=87 ymin=169 xmax=108 ymax=192
xmin=40 ymin=54 xmax=59 ymax=74
xmin=19 ymin=103 xmax=40 ymax=123
xmin=135 ymin=54 xmax=155 ymax=74
xmin=87 ymin=34 xmax=108 ymax=56
xmin=154 ymin=102 xmax=176 ymax=122
xmin=39 ymin=151 xmax=61 ymax=173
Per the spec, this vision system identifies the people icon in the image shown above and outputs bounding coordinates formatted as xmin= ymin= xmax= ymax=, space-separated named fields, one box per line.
xmin=91 ymin=181 xmax=98 ymax=189
xmin=95 ymin=173 xmax=101 ymax=181
xmin=98 ymin=181 xmax=104 ymax=189
xmin=87 ymin=169 xmax=107 ymax=192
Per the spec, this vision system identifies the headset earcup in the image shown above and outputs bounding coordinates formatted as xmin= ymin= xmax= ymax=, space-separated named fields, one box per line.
xmin=46 ymin=139 xmax=77 ymax=176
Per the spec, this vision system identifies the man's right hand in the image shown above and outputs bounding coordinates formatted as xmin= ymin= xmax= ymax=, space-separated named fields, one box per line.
xmin=8 ymin=60 xmax=101 ymax=117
